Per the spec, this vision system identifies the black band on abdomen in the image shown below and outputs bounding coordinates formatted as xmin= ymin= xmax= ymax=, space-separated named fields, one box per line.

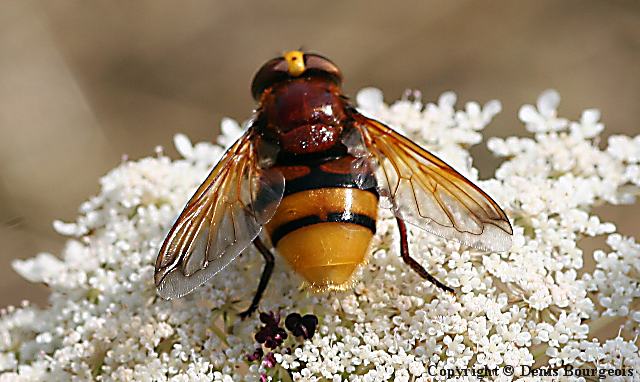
xmin=270 ymin=213 xmax=376 ymax=246
xmin=284 ymin=169 xmax=378 ymax=197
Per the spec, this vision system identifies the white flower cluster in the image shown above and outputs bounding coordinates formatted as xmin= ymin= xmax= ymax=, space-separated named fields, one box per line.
xmin=1 ymin=89 xmax=639 ymax=381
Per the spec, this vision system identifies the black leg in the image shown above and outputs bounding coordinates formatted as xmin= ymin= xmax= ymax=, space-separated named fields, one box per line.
xmin=239 ymin=236 xmax=275 ymax=319
xmin=396 ymin=217 xmax=455 ymax=294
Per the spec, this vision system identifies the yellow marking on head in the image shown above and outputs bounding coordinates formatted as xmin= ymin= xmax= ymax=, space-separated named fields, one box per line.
xmin=284 ymin=50 xmax=305 ymax=76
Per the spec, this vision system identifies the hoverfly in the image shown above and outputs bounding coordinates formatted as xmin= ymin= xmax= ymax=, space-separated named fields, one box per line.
xmin=154 ymin=50 xmax=513 ymax=317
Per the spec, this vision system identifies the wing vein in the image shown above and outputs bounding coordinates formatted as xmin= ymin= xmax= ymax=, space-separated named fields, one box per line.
xmin=346 ymin=111 xmax=513 ymax=252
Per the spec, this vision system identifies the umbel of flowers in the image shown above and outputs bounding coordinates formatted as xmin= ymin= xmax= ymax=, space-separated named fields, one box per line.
xmin=1 ymin=89 xmax=639 ymax=381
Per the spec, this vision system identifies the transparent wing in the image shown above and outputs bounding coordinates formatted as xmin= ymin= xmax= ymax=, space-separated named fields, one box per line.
xmin=346 ymin=112 xmax=513 ymax=252
xmin=154 ymin=129 xmax=284 ymax=299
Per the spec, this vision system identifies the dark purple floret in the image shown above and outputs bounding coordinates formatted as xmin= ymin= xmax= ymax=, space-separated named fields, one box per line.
xmin=262 ymin=352 xmax=276 ymax=368
xmin=246 ymin=347 xmax=263 ymax=362
xmin=254 ymin=311 xmax=288 ymax=349
xmin=260 ymin=311 xmax=280 ymax=326
xmin=285 ymin=313 xmax=319 ymax=340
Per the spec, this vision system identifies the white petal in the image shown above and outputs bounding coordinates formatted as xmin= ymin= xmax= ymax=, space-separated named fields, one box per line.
xmin=173 ymin=133 xmax=193 ymax=159
xmin=465 ymin=101 xmax=481 ymax=116
xmin=52 ymin=220 xmax=85 ymax=236
xmin=483 ymin=100 xmax=502 ymax=117
xmin=518 ymin=105 xmax=539 ymax=123
xmin=581 ymin=109 xmax=600 ymax=124
xmin=537 ymin=89 xmax=560 ymax=117
xmin=356 ymin=87 xmax=384 ymax=110
xmin=13 ymin=253 xmax=65 ymax=283
xmin=438 ymin=91 xmax=457 ymax=108
xmin=220 ymin=117 xmax=241 ymax=137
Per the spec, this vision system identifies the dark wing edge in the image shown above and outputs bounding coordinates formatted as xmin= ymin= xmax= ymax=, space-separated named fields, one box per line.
xmin=154 ymin=129 xmax=284 ymax=299
xmin=347 ymin=112 xmax=513 ymax=252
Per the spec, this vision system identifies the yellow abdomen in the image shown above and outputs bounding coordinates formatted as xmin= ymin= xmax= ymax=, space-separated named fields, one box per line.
xmin=265 ymin=188 xmax=378 ymax=291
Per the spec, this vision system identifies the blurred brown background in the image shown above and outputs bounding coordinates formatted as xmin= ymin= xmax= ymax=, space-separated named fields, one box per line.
xmin=1 ymin=1 xmax=638 ymax=308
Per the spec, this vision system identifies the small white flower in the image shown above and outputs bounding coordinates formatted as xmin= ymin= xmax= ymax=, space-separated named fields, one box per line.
xmin=570 ymin=109 xmax=604 ymax=139
xmin=12 ymin=253 xmax=65 ymax=284
xmin=356 ymin=87 xmax=385 ymax=115
xmin=518 ymin=89 xmax=568 ymax=133
xmin=217 ymin=117 xmax=245 ymax=149
xmin=607 ymin=135 xmax=640 ymax=163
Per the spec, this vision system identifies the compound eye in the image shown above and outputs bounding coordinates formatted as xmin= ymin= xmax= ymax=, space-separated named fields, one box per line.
xmin=250 ymin=57 xmax=289 ymax=100
xmin=303 ymin=53 xmax=342 ymax=82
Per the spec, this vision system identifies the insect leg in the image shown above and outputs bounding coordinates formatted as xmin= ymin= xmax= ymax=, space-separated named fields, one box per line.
xmin=396 ymin=217 xmax=455 ymax=294
xmin=239 ymin=236 xmax=275 ymax=319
